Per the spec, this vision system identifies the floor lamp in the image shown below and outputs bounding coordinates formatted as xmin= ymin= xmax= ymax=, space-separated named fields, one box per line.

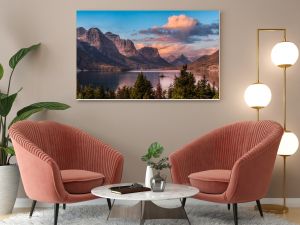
xmin=270 ymin=34 xmax=299 ymax=213
xmin=244 ymin=28 xmax=299 ymax=214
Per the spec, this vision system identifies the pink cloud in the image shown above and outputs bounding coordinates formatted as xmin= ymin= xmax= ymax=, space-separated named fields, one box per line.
xmin=163 ymin=14 xmax=198 ymax=30
xmin=139 ymin=14 xmax=219 ymax=43
xmin=135 ymin=14 xmax=219 ymax=60
xmin=135 ymin=36 xmax=177 ymax=44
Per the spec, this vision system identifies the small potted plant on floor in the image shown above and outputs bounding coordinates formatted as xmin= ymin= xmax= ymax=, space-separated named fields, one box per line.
xmin=0 ymin=43 xmax=70 ymax=215
xmin=141 ymin=142 xmax=171 ymax=192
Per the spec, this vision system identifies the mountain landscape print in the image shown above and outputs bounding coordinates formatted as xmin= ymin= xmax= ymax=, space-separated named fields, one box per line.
xmin=77 ymin=10 xmax=220 ymax=100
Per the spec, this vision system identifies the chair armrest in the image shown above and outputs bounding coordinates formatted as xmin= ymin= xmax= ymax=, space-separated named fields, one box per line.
xmin=225 ymin=131 xmax=283 ymax=203
xmin=169 ymin=131 xmax=219 ymax=184
xmin=75 ymin=132 xmax=124 ymax=185
xmin=10 ymin=139 xmax=67 ymax=203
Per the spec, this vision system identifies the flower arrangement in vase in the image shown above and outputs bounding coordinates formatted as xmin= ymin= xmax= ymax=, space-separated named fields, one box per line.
xmin=141 ymin=142 xmax=171 ymax=191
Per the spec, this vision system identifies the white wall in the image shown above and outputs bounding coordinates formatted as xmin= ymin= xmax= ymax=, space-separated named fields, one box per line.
xmin=0 ymin=0 xmax=300 ymax=198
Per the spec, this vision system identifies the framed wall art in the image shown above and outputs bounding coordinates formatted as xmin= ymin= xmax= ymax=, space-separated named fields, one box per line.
xmin=77 ymin=10 xmax=220 ymax=100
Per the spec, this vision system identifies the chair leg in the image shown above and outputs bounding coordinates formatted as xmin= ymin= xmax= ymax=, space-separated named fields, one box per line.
xmin=54 ymin=204 xmax=59 ymax=225
xmin=63 ymin=204 xmax=66 ymax=210
xmin=29 ymin=200 xmax=37 ymax=217
xmin=256 ymin=200 xmax=264 ymax=217
xmin=233 ymin=203 xmax=238 ymax=225
xmin=227 ymin=204 xmax=230 ymax=210
xmin=181 ymin=198 xmax=187 ymax=208
xmin=107 ymin=198 xmax=112 ymax=210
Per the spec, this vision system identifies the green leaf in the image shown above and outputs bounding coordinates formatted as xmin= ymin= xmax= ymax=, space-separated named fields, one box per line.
xmin=9 ymin=43 xmax=41 ymax=69
xmin=0 ymin=92 xmax=8 ymax=99
xmin=9 ymin=102 xmax=70 ymax=128
xmin=0 ymin=92 xmax=18 ymax=116
xmin=141 ymin=154 xmax=151 ymax=162
xmin=10 ymin=108 xmax=43 ymax=126
xmin=17 ymin=102 xmax=70 ymax=116
xmin=2 ymin=146 xmax=15 ymax=156
xmin=147 ymin=142 xmax=164 ymax=158
xmin=0 ymin=64 xmax=3 ymax=80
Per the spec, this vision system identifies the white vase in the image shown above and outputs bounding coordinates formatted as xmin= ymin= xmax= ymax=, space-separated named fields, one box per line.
xmin=0 ymin=165 xmax=20 ymax=215
xmin=145 ymin=165 xmax=153 ymax=188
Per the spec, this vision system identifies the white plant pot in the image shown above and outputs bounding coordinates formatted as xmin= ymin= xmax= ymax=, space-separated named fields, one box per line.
xmin=0 ymin=165 xmax=20 ymax=215
xmin=145 ymin=165 xmax=153 ymax=188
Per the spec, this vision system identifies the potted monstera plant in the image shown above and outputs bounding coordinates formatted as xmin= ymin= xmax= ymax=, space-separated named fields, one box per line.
xmin=0 ymin=43 xmax=70 ymax=215
xmin=141 ymin=142 xmax=171 ymax=191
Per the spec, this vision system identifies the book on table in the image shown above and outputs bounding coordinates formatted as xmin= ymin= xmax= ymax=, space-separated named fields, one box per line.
xmin=110 ymin=183 xmax=151 ymax=194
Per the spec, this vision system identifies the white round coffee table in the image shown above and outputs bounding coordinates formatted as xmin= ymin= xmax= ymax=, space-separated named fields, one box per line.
xmin=92 ymin=183 xmax=199 ymax=225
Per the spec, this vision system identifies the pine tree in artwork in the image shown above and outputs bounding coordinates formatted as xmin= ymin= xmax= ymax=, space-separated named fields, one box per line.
xmin=213 ymin=91 xmax=219 ymax=99
xmin=195 ymin=75 xmax=210 ymax=99
xmin=83 ymin=85 xmax=94 ymax=99
xmin=206 ymin=83 xmax=213 ymax=97
xmin=107 ymin=89 xmax=116 ymax=99
xmin=167 ymin=84 xmax=174 ymax=99
xmin=94 ymin=87 xmax=106 ymax=99
xmin=116 ymin=86 xmax=132 ymax=99
xmin=131 ymin=72 xmax=154 ymax=99
xmin=155 ymin=81 xmax=163 ymax=99
xmin=172 ymin=65 xmax=196 ymax=99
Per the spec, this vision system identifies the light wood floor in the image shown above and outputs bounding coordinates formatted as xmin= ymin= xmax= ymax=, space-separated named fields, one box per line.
xmin=1 ymin=207 xmax=300 ymax=224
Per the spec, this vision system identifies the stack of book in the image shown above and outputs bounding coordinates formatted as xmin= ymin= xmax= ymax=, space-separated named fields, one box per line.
xmin=110 ymin=184 xmax=151 ymax=194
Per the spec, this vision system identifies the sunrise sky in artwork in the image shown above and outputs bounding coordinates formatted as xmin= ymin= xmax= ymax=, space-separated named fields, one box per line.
xmin=77 ymin=11 xmax=219 ymax=59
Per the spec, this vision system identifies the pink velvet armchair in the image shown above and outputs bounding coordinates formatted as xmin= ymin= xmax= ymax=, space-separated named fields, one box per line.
xmin=170 ymin=120 xmax=283 ymax=225
xmin=9 ymin=120 xmax=124 ymax=225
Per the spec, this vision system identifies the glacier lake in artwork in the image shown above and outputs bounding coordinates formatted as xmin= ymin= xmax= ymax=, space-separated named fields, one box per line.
xmin=77 ymin=10 xmax=220 ymax=100
xmin=77 ymin=70 xmax=181 ymax=93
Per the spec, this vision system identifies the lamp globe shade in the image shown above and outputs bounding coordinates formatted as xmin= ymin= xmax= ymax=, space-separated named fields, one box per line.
xmin=271 ymin=42 xmax=299 ymax=67
xmin=244 ymin=83 xmax=272 ymax=108
xmin=277 ymin=131 xmax=299 ymax=156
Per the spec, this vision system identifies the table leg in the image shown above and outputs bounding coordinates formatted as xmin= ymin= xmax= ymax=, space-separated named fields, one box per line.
xmin=106 ymin=199 xmax=191 ymax=224
xmin=140 ymin=201 xmax=145 ymax=225
xmin=107 ymin=200 xmax=143 ymax=221
xmin=182 ymin=203 xmax=191 ymax=225
xmin=142 ymin=201 xmax=190 ymax=222
xmin=106 ymin=199 xmax=115 ymax=221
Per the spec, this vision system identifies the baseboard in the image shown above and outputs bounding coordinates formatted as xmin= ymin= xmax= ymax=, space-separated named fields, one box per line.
xmin=14 ymin=197 xmax=300 ymax=208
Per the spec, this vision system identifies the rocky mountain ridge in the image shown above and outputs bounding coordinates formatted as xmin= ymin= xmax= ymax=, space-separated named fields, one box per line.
xmin=77 ymin=27 xmax=170 ymax=71
xmin=189 ymin=50 xmax=219 ymax=69
xmin=170 ymin=54 xmax=191 ymax=66
xmin=77 ymin=27 xmax=219 ymax=75
xmin=105 ymin=32 xmax=139 ymax=57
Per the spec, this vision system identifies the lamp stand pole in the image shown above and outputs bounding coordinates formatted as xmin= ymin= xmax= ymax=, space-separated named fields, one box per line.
xmin=253 ymin=108 xmax=260 ymax=121
xmin=282 ymin=155 xmax=288 ymax=209
xmin=254 ymin=28 xmax=289 ymax=214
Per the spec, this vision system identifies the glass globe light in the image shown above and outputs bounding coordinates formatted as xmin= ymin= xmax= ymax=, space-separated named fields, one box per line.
xmin=244 ymin=83 xmax=272 ymax=108
xmin=271 ymin=42 xmax=299 ymax=67
xmin=278 ymin=131 xmax=299 ymax=156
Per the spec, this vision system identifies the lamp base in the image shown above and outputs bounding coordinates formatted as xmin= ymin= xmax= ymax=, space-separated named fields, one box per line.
xmin=255 ymin=204 xmax=288 ymax=214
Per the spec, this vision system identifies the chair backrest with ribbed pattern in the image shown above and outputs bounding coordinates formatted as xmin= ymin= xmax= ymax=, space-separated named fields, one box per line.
xmin=209 ymin=120 xmax=282 ymax=170
xmin=9 ymin=121 xmax=82 ymax=170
